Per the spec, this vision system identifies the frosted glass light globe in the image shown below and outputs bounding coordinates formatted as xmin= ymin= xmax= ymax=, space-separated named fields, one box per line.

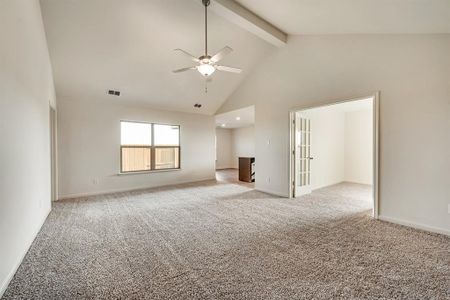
xmin=197 ymin=63 xmax=216 ymax=77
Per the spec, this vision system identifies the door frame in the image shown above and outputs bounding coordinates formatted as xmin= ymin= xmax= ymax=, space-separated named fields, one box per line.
xmin=289 ymin=92 xmax=380 ymax=219
xmin=49 ymin=105 xmax=58 ymax=202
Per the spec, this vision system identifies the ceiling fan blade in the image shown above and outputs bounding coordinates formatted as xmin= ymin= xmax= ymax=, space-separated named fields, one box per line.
xmin=216 ymin=65 xmax=242 ymax=74
xmin=174 ymin=49 xmax=200 ymax=62
xmin=210 ymin=46 xmax=233 ymax=63
xmin=172 ymin=67 xmax=196 ymax=73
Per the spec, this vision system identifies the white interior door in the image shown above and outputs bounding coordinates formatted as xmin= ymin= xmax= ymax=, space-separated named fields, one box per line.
xmin=295 ymin=113 xmax=312 ymax=196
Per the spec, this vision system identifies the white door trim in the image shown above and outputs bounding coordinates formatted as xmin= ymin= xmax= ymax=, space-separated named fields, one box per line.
xmin=289 ymin=92 xmax=380 ymax=219
xmin=49 ymin=105 xmax=58 ymax=202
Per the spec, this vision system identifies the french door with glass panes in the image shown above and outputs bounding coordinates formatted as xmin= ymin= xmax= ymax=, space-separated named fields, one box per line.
xmin=295 ymin=113 xmax=312 ymax=196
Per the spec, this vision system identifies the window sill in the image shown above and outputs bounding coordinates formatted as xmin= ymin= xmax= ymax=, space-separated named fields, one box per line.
xmin=117 ymin=168 xmax=181 ymax=176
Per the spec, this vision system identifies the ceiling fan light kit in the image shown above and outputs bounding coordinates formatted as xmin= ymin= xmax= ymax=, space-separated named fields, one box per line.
xmin=173 ymin=0 xmax=242 ymax=79
xmin=197 ymin=63 xmax=216 ymax=76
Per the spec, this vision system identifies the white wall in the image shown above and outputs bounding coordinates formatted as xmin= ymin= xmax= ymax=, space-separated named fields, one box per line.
xmin=345 ymin=110 xmax=373 ymax=184
xmin=218 ymin=35 xmax=450 ymax=234
xmin=57 ymin=98 xmax=216 ymax=199
xmin=231 ymin=126 xmax=255 ymax=168
xmin=301 ymin=109 xmax=346 ymax=190
xmin=0 ymin=0 xmax=56 ymax=296
xmin=215 ymin=128 xmax=233 ymax=169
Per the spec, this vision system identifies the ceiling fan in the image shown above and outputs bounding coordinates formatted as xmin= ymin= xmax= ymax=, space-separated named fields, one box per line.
xmin=173 ymin=0 xmax=242 ymax=78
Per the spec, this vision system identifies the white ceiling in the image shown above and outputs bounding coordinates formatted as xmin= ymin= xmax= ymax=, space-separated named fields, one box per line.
xmin=40 ymin=0 xmax=450 ymax=116
xmin=236 ymin=0 xmax=450 ymax=34
xmin=215 ymin=105 xmax=254 ymax=128
xmin=40 ymin=0 xmax=273 ymax=115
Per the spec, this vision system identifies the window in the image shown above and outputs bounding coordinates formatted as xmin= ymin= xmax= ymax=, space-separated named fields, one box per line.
xmin=120 ymin=121 xmax=180 ymax=173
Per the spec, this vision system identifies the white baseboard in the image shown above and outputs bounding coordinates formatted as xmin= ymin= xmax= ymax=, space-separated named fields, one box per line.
xmin=58 ymin=177 xmax=217 ymax=200
xmin=0 ymin=207 xmax=51 ymax=298
xmin=378 ymin=215 xmax=450 ymax=237
xmin=255 ymin=187 xmax=288 ymax=198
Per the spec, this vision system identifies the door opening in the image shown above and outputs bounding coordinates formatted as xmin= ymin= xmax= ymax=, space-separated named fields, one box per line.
xmin=214 ymin=106 xmax=255 ymax=187
xmin=289 ymin=93 xmax=379 ymax=218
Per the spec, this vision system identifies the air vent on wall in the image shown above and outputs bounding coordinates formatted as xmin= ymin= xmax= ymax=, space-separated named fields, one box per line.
xmin=107 ymin=90 xmax=121 ymax=96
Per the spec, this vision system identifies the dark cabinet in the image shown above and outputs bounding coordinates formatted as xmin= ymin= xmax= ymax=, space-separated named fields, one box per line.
xmin=239 ymin=157 xmax=255 ymax=182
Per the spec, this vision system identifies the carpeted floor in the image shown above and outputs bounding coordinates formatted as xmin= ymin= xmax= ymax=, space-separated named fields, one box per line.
xmin=215 ymin=168 xmax=255 ymax=188
xmin=3 ymin=181 xmax=449 ymax=299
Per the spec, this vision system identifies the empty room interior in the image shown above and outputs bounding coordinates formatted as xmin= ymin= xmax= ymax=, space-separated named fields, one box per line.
xmin=0 ymin=0 xmax=449 ymax=299
xmin=292 ymin=97 xmax=375 ymax=214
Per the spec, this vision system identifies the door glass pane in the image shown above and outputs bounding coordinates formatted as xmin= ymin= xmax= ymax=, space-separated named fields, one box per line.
xmin=154 ymin=124 xmax=180 ymax=146
xmin=298 ymin=117 xmax=311 ymax=187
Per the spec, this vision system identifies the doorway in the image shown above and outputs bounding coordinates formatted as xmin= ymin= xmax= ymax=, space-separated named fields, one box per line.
xmin=214 ymin=106 xmax=255 ymax=186
xmin=290 ymin=93 xmax=379 ymax=218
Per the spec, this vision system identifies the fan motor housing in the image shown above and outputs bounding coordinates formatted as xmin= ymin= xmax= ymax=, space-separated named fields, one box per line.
xmin=199 ymin=55 xmax=212 ymax=63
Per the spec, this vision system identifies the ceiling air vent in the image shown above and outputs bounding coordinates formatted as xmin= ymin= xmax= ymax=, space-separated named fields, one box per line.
xmin=107 ymin=90 xmax=121 ymax=96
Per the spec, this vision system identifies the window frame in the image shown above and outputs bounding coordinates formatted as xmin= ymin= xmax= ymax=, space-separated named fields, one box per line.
xmin=120 ymin=120 xmax=181 ymax=173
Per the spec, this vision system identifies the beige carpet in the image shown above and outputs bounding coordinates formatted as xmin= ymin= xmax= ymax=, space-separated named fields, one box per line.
xmin=3 ymin=181 xmax=449 ymax=299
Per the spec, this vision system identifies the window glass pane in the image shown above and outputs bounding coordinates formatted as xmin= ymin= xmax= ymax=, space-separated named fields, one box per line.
xmin=154 ymin=147 xmax=179 ymax=169
xmin=154 ymin=124 xmax=179 ymax=146
xmin=121 ymin=121 xmax=152 ymax=146
xmin=121 ymin=147 xmax=151 ymax=172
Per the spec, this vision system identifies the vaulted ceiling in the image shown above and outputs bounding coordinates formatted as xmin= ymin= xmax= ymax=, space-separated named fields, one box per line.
xmin=236 ymin=0 xmax=450 ymax=35
xmin=40 ymin=0 xmax=273 ymax=115
xmin=40 ymin=0 xmax=450 ymax=115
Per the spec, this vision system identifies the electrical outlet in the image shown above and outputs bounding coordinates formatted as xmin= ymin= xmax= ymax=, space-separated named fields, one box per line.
xmin=267 ymin=139 xmax=271 ymax=145
xmin=266 ymin=177 xmax=271 ymax=183
xmin=93 ymin=178 xmax=99 ymax=185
